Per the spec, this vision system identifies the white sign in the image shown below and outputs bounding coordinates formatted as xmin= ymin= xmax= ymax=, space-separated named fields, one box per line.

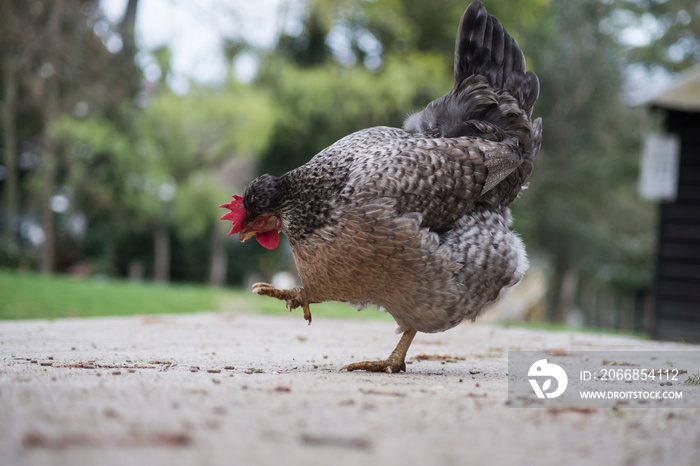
xmin=639 ymin=133 xmax=680 ymax=201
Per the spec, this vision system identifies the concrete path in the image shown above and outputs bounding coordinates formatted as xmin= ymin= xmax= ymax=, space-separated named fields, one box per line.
xmin=1 ymin=312 xmax=699 ymax=466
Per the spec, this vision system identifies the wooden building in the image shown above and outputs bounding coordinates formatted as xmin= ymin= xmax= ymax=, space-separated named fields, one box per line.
xmin=641 ymin=67 xmax=700 ymax=342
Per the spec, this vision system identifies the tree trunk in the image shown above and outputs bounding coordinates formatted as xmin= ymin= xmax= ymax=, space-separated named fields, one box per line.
xmin=39 ymin=145 xmax=57 ymax=274
xmin=642 ymin=288 xmax=655 ymax=336
xmin=579 ymin=277 xmax=596 ymax=327
xmin=1 ymin=55 xmax=19 ymax=252
xmin=118 ymin=0 xmax=140 ymax=97
xmin=119 ymin=0 xmax=139 ymax=48
xmin=620 ymin=292 xmax=634 ymax=332
xmin=128 ymin=259 xmax=144 ymax=282
xmin=551 ymin=265 xmax=578 ymax=324
xmin=208 ymin=225 xmax=227 ymax=286
xmin=154 ymin=226 xmax=170 ymax=283
xmin=39 ymin=0 xmax=63 ymax=274
xmin=599 ymin=289 xmax=614 ymax=329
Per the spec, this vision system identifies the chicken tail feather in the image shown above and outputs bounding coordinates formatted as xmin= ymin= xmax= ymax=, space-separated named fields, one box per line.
xmin=454 ymin=1 xmax=539 ymax=117
xmin=404 ymin=1 xmax=540 ymax=136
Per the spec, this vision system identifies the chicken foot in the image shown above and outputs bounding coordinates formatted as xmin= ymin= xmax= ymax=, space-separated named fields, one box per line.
xmin=340 ymin=329 xmax=417 ymax=373
xmin=251 ymin=283 xmax=312 ymax=324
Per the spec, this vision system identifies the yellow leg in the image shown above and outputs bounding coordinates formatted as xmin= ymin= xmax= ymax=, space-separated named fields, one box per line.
xmin=340 ymin=329 xmax=417 ymax=373
xmin=252 ymin=283 xmax=312 ymax=324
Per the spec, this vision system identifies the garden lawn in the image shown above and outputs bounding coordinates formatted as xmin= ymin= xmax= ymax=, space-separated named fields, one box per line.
xmin=0 ymin=269 xmax=392 ymax=322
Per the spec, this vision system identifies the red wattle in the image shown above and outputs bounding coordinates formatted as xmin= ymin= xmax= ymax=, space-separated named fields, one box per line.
xmin=255 ymin=230 xmax=280 ymax=250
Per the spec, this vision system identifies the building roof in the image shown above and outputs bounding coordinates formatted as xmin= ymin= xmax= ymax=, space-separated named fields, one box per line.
xmin=645 ymin=66 xmax=700 ymax=112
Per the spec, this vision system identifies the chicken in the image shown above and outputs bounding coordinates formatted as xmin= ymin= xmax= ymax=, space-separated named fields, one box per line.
xmin=220 ymin=1 xmax=541 ymax=373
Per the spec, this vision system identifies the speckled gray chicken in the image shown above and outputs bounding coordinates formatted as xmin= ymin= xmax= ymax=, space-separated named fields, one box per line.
xmin=220 ymin=1 xmax=542 ymax=373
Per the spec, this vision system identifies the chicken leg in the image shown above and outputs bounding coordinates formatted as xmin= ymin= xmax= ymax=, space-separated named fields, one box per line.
xmin=252 ymin=283 xmax=312 ymax=324
xmin=340 ymin=329 xmax=417 ymax=373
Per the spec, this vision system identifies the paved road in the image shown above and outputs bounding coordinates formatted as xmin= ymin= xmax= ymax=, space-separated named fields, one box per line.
xmin=1 ymin=312 xmax=698 ymax=466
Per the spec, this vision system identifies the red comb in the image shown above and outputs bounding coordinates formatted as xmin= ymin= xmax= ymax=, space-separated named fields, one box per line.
xmin=219 ymin=194 xmax=246 ymax=235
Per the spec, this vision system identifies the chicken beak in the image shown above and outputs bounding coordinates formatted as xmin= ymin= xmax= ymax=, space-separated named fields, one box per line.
xmin=239 ymin=230 xmax=256 ymax=243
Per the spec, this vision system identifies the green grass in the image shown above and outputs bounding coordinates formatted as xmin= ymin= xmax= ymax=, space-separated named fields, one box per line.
xmin=0 ymin=271 xmax=654 ymax=338
xmin=499 ymin=321 xmax=650 ymax=340
xmin=0 ymin=269 xmax=393 ymax=322
xmin=684 ymin=373 xmax=700 ymax=386
xmin=0 ymin=269 xmax=227 ymax=319
xmin=0 ymin=271 xmax=658 ymax=340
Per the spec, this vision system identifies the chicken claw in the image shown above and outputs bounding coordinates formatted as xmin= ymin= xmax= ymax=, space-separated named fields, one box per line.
xmin=252 ymin=283 xmax=312 ymax=324
xmin=340 ymin=329 xmax=417 ymax=373
xmin=340 ymin=359 xmax=407 ymax=373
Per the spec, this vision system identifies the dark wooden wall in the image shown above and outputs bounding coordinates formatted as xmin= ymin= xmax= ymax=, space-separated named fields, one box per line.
xmin=652 ymin=109 xmax=700 ymax=342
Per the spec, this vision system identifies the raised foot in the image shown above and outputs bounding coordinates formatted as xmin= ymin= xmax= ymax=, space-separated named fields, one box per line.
xmin=251 ymin=282 xmax=312 ymax=324
xmin=340 ymin=359 xmax=406 ymax=373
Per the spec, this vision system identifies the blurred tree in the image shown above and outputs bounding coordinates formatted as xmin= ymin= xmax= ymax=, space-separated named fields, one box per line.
xmin=135 ymin=83 xmax=274 ymax=282
xmin=0 ymin=0 xmax=49 ymax=264
xmin=53 ymin=79 xmax=275 ymax=283
xmin=613 ymin=0 xmax=699 ymax=72
xmin=0 ymin=0 xmax=141 ymax=272
xmin=273 ymin=0 xmax=548 ymax=68
xmin=0 ymin=53 xmax=20 ymax=257
xmin=257 ymin=55 xmax=451 ymax=175
xmin=276 ymin=8 xmax=332 ymax=66
xmin=117 ymin=0 xmax=140 ymax=87
xmin=509 ymin=0 xmax=657 ymax=322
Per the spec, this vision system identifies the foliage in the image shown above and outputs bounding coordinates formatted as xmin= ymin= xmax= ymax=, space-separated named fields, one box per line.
xmin=511 ymin=0 xmax=657 ymax=294
xmin=612 ymin=0 xmax=699 ymax=72
xmin=277 ymin=0 xmax=550 ymax=67
xmin=257 ymin=53 xmax=452 ymax=174
xmin=50 ymin=80 xmax=275 ymax=279
xmin=0 ymin=0 xmax=140 ymax=273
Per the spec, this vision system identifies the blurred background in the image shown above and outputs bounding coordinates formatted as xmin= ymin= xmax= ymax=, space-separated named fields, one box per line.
xmin=0 ymin=0 xmax=698 ymax=338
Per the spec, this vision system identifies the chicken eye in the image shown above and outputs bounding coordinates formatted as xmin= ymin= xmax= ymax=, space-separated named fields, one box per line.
xmin=251 ymin=218 xmax=265 ymax=227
